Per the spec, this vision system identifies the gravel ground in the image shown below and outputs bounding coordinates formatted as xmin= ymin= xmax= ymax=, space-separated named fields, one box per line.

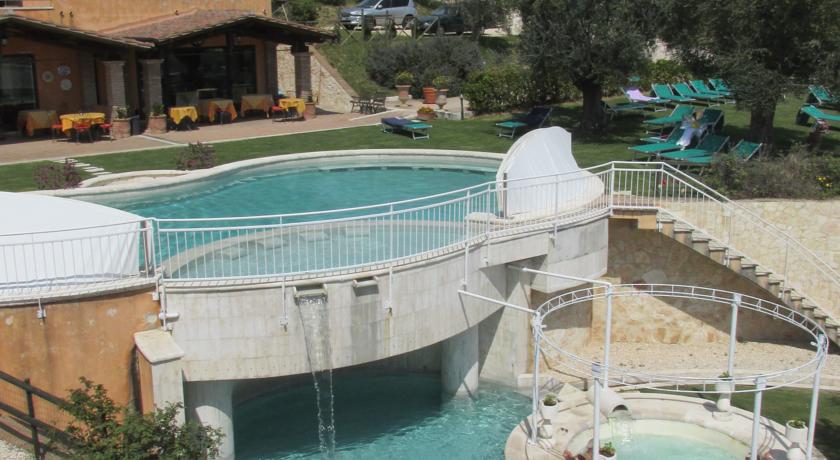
xmin=0 ymin=439 xmax=32 ymax=460
xmin=544 ymin=341 xmax=840 ymax=384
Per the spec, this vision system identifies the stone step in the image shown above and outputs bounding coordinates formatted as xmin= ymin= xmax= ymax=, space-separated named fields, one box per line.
xmin=81 ymin=166 xmax=105 ymax=172
xmin=656 ymin=215 xmax=676 ymax=237
xmin=740 ymin=261 xmax=758 ymax=280
xmin=825 ymin=322 xmax=838 ymax=343
xmin=92 ymin=171 xmax=112 ymax=176
xmin=801 ymin=302 xmax=817 ymax=320
xmin=707 ymin=244 xmax=727 ymax=265
xmin=673 ymin=225 xmax=693 ymax=245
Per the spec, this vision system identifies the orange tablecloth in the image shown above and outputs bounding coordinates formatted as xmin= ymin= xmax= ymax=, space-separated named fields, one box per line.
xmin=240 ymin=94 xmax=273 ymax=117
xmin=278 ymin=98 xmax=306 ymax=115
xmin=60 ymin=113 xmax=106 ymax=134
xmin=198 ymin=99 xmax=237 ymax=123
xmin=169 ymin=106 xmax=199 ymax=125
xmin=17 ymin=110 xmax=58 ymax=137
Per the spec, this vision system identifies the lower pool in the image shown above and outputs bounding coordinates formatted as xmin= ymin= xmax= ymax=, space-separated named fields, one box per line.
xmin=234 ymin=372 xmax=530 ymax=460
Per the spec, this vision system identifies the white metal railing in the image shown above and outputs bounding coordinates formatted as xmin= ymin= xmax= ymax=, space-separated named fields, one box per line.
xmin=2 ymin=162 xmax=839 ymax=321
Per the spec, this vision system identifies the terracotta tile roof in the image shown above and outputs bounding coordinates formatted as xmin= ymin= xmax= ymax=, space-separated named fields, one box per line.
xmin=112 ymin=10 xmax=334 ymax=44
xmin=0 ymin=14 xmax=152 ymax=49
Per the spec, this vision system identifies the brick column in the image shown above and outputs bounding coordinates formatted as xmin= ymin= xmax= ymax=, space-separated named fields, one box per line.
xmin=102 ymin=60 xmax=127 ymax=119
xmin=264 ymin=41 xmax=278 ymax=96
xmin=78 ymin=51 xmax=98 ymax=109
xmin=292 ymin=44 xmax=312 ymax=100
xmin=139 ymin=59 xmax=164 ymax=115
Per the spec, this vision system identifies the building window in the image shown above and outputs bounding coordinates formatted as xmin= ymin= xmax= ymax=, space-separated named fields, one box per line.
xmin=166 ymin=46 xmax=257 ymax=104
xmin=0 ymin=54 xmax=38 ymax=130
xmin=0 ymin=1 xmax=25 ymax=7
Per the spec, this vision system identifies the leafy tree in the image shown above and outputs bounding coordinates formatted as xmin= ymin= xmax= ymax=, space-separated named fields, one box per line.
xmin=64 ymin=378 xmax=223 ymax=460
xmin=519 ymin=0 xmax=657 ymax=133
xmin=659 ymin=0 xmax=840 ymax=149
xmin=460 ymin=0 xmax=515 ymax=39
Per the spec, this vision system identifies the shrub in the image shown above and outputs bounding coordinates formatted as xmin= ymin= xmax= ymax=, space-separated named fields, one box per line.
xmin=365 ymin=37 xmax=482 ymax=96
xmin=64 ymin=378 xmax=223 ymax=459
xmin=33 ymin=159 xmax=82 ymax=190
xmin=638 ymin=59 xmax=693 ymax=89
xmin=176 ymin=142 xmax=217 ymax=171
xmin=543 ymin=394 xmax=558 ymax=406
xmin=788 ymin=419 xmax=807 ymax=429
xmin=151 ymin=104 xmax=165 ymax=117
xmin=395 ymin=71 xmax=414 ymax=86
xmin=462 ymin=65 xmax=530 ymax=113
xmin=600 ymin=442 xmax=616 ymax=456
xmin=433 ymin=75 xmax=451 ymax=89
xmin=288 ymin=0 xmax=318 ymax=23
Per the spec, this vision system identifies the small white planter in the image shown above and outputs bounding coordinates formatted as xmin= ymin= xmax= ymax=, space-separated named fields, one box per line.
xmin=599 ymin=451 xmax=616 ymax=460
xmin=714 ymin=380 xmax=734 ymax=393
xmin=785 ymin=421 xmax=808 ymax=445
xmin=541 ymin=401 xmax=559 ymax=421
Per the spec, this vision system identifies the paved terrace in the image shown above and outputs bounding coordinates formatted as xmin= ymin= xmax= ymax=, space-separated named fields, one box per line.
xmin=0 ymin=97 xmax=462 ymax=165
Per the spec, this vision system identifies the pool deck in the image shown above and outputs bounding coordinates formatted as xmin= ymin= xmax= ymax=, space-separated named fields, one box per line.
xmin=0 ymin=96 xmax=463 ymax=165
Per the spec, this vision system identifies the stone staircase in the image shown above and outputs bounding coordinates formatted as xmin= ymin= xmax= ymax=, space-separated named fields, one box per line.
xmin=655 ymin=211 xmax=839 ymax=346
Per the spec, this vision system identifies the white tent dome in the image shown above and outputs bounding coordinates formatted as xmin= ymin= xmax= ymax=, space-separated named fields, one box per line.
xmin=0 ymin=192 xmax=144 ymax=296
xmin=496 ymin=127 xmax=604 ymax=217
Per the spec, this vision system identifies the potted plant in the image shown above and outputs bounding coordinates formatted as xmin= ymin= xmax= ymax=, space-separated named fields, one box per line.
xmin=395 ymin=71 xmax=413 ymax=106
xmin=416 ymin=106 xmax=436 ymax=121
xmin=111 ymin=106 xmax=132 ymax=139
xmin=785 ymin=419 xmax=807 ymax=445
xmin=421 ymin=74 xmax=437 ymax=104
xmin=303 ymin=95 xmax=317 ymax=120
xmin=599 ymin=441 xmax=616 ymax=460
xmin=541 ymin=393 xmax=559 ymax=420
xmin=715 ymin=372 xmax=734 ymax=411
xmin=433 ymin=76 xmax=450 ymax=109
xmin=146 ymin=103 xmax=167 ymax=134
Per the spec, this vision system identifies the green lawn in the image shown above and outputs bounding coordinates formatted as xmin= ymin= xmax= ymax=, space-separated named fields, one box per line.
xmin=644 ymin=388 xmax=840 ymax=458
xmin=0 ymin=95 xmax=836 ymax=193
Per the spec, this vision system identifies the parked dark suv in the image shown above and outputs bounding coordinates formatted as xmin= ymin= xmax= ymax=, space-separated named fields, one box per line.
xmin=416 ymin=6 xmax=465 ymax=34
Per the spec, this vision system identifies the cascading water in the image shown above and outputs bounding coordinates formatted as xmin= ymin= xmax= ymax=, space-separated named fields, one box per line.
xmin=298 ymin=294 xmax=336 ymax=458
xmin=608 ymin=409 xmax=634 ymax=446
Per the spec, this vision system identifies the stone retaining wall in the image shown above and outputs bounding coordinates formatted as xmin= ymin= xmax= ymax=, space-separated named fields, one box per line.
xmin=277 ymin=45 xmax=357 ymax=113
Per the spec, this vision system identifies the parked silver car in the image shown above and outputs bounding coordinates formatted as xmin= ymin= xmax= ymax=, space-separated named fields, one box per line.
xmin=340 ymin=0 xmax=417 ymax=29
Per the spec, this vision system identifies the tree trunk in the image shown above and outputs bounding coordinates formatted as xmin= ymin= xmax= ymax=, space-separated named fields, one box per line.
xmin=580 ymin=81 xmax=605 ymax=134
xmin=748 ymin=106 xmax=776 ymax=153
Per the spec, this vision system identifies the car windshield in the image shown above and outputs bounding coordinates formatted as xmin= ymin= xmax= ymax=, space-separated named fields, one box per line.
xmin=356 ymin=0 xmax=378 ymax=7
xmin=431 ymin=6 xmax=448 ymax=15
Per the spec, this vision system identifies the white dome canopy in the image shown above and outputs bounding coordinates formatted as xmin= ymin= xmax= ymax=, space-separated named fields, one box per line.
xmin=496 ymin=127 xmax=604 ymax=217
xmin=0 ymin=192 xmax=144 ymax=296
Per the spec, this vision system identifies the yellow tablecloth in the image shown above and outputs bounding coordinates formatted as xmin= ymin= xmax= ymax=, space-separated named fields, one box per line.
xmin=60 ymin=113 xmax=106 ymax=134
xmin=278 ymin=98 xmax=306 ymax=115
xmin=240 ymin=94 xmax=273 ymax=117
xmin=198 ymin=99 xmax=237 ymax=123
xmin=17 ymin=110 xmax=58 ymax=137
xmin=169 ymin=106 xmax=199 ymax=125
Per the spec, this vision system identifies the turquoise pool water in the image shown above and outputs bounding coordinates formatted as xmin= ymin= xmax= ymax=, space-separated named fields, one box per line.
xmin=234 ymin=372 xmax=530 ymax=460
xmin=100 ymin=165 xmax=496 ymax=219
xmin=605 ymin=434 xmax=741 ymax=460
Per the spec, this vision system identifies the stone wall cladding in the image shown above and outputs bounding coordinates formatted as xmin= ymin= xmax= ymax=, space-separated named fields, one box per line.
xmin=277 ymin=45 xmax=357 ymax=113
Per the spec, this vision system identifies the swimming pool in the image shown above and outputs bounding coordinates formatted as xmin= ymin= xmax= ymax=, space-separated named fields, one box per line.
xmin=234 ymin=371 xmax=531 ymax=460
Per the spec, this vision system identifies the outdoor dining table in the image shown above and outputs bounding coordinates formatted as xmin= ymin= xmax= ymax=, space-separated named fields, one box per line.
xmin=169 ymin=106 xmax=199 ymax=125
xmin=18 ymin=110 xmax=59 ymax=137
xmin=277 ymin=97 xmax=306 ymax=116
xmin=240 ymin=94 xmax=273 ymax=117
xmin=59 ymin=112 xmax=106 ymax=134
xmin=198 ymin=99 xmax=237 ymax=123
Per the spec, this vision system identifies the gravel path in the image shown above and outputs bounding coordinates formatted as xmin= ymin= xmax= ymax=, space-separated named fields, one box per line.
xmin=0 ymin=439 xmax=32 ymax=460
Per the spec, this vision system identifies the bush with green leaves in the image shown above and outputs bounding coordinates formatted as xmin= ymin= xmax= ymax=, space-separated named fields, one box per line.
xmin=462 ymin=65 xmax=575 ymax=113
xmin=64 ymin=378 xmax=223 ymax=460
xmin=288 ymin=0 xmax=318 ymax=22
xmin=176 ymin=142 xmax=217 ymax=171
xmin=33 ymin=159 xmax=82 ymax=190
xmin=639 ymin=59 xmax=693 ymax=89
xmin=365 ymin=37 xmax=482 ymax=96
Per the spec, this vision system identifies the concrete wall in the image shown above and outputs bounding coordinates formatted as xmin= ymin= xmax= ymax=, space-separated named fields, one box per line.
xmin=277 ymin=46 xmax=357 ymax=113
xmin=15 ymin=1 xmax=271 ymax=32
xmin=0 ymin=288 xmax=159 ymax=408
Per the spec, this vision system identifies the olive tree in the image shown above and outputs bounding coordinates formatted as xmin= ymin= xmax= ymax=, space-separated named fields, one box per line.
xmin=519 ymin=0 xmax=657 ymax=133
xmin=659 ymin=0 xmax=840 ymax=149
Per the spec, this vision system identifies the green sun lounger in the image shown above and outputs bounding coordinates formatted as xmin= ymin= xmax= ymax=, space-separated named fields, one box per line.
xmin=642 ymin=105 xmax=694 ymax=126
xmin=672 ymin=82 xmax=723 ymax=104
xmin=603 ymin=100 xmax=649 ymax=119
xmin=660 ymin=134 xmax=730 ymax=163
xmin=798 ymin=105 xmax=840 ymax=125
xmin=678 ymin=139 xmax=761 ymax=166
xmin=807 ymin=85 xmax=839 ymax=108
xmin=652 ymin=84 xmax=695 ymax=103
xmin=689 ymin=80 xmax=731 ymax=98
xmin=698 ymin=107 xmax=724 ymax=132
xmin=629 ymin=127 xmax=685 ymax=159
xmin=495 ymin=106 xmax=552 ymax=138
xmin=709 ymin=79 xmax=733 ymax=95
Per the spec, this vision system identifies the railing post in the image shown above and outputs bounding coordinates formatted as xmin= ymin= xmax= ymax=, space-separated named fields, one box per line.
xmin=781 ymin=241 xmax=790 ymax=297
xmin=389 ymin=204 xmax=394 ymax=263
xmin=749 ymin=377 xmax=766 ymax=460
xmin=727 ymin=294 xmax=740 ymax=376
xmin=24 ymin=378 xmax=41 ymax=459
xmin=530 ymin=315 xmax=541 ymax=445
xmin=806 ymin=335 xmax=825 ymax=460
xmin=592 ymin=363 xmax=602 ymax=458
xmin=463 ymin=190 xmax=471 ymax=289
xmin=608 ymin=164 xmax=615 ymax=212
xmin=553 ymin=173 xmax=560 ymax=238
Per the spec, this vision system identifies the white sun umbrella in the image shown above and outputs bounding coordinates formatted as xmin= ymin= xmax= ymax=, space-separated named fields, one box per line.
xmin=0 ymin=192 xmax=146 ymax=296
xmin=496 ymin=126 xmax=604 ymax=218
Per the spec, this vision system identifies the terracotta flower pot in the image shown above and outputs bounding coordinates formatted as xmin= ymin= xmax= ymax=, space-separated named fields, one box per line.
xmin=416 ymin=111 xmax=436 ymax=121
xmin=422 ymin=87 xmax=437 ymax=104
xmin=303 ymin=102 xmax=317 ymax=120
xmin=111 ymin=119 xmax=131 ymax=139
xmin=396 ymin=85 xmax=411 ymax=106
xmin=146 ymin=115 xmax=167 ymax=135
